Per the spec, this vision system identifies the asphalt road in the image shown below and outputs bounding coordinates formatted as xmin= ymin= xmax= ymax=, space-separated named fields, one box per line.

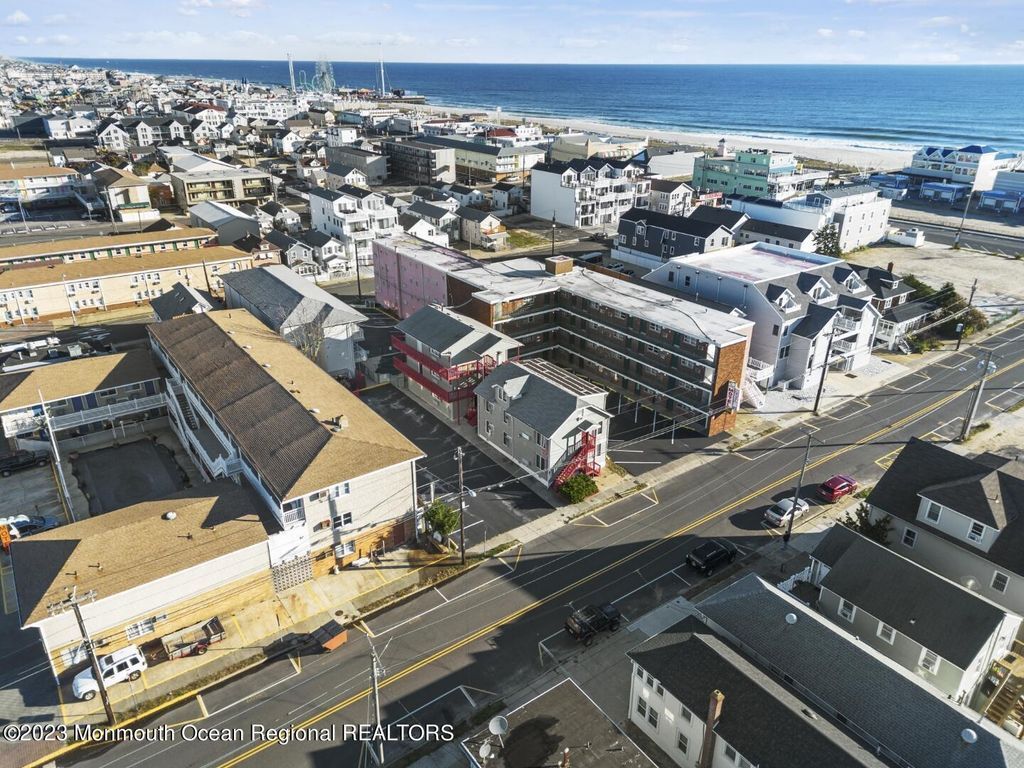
xmin=889 ymin=217 xmax=1024 ymax=257
xmin=48 ymin=320 xmax=1024 ymax=768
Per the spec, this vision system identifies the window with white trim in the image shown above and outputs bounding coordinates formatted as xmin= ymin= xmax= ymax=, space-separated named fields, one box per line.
xmin=647 ymin=706 xmax=658 ymax=729
xmin=677 ymin=731 xmax=688 ymax=754
xmin=877 ymin=622 xmax=896 ymax=644
xmin=992 ymin=571 xmax=1010 ymax=593
xmin=838 ymin=598 xmax=856 ymax=622
xmin=333 ymin=512 xmax=353 ymax=527
xmin=636 ymin=696 xmax=647 ymax=718
xmin=680 ymin=704 xmax=692 ymax=722
xmin=924 ymin=500 xmax=942 ymax=523
xmin=920 ymin=648 xmax=940 ymax=674
xmin=968 ymin=521 xmax=986 ymax=543
xmin=902 ymin=528 xmax=917 ymax=548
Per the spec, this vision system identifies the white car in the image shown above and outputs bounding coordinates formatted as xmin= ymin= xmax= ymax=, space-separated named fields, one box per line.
xmin=763 ymin=497 xmax=810 ymax=527
xmin=72 ymin=646 xmax=147 ymax=701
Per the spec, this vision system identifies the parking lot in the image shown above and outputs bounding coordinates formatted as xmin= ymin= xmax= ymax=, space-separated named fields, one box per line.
xmin=71 ymin=439 xmax=189 ymax=515
xmin=605 ymin=392 xmax=727 ymax=475
xmin=360 ymin=385 xmax=551 ymax=550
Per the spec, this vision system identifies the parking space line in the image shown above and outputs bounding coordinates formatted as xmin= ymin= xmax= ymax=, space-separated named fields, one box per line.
xmin=572 ymin=515 xmax=608 ymax=527
xmin=823 ymin=397 xmax=871 ymax=422
xmin=986 ymin=387 xmax=1022 ymax=411
xmin=0 ymin=562 xmax=16 ymax=614
xmin=359 ymin=620 xmax=376 ymax=638
xmin=289 ymin=653 xmax=302 ymax=673
xmin=935 ymin=351 xmax=973 ymax=369
xmin=888 ymin=371 xmax=930 ymax=393
xmin=876 ymin=447 xmax=901 ymax=470
xmin=434 ymin=586 xmax=449 ymax=603
xmin=230 ymin=614 xmax=249 ymax=645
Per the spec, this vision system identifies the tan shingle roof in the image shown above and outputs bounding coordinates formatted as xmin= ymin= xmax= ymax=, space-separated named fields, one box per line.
xmin=0 ymin=350 xmax=160 ymax=412
xmin=0 ymin=165 xmax=79 ymax=181
xmin=0 ymin=227 xmax=215 ymax=263
xmin=12 ymin=481 xmax=277 ymax=626
xmin=0 ymin=245 xmax=248 ymax=290
xmin=149 ymin=310 xmax=423 ymax=500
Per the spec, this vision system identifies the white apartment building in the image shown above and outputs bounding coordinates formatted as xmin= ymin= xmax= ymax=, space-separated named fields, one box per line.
xmin=904 ymin=144 xmax=1024 ymax=191
xmin=649 ymin=178 xmax=695 ymax=216
xmin=309 ymin=185 xmax=399 ymax=271
xmin=530 ymin=158 xmax=651 ymax=228
xmin=325 ymin=125 xmax=359 ymax=147
xmin=644 ymin=243 xmax=880 ymax=404
xmin=233 ymin=96 xmax=309 ymax=122
xmin=149 ymin=310 xmax=423 ymax=577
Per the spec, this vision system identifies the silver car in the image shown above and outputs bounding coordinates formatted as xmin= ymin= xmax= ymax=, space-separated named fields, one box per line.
xmin=764 ymin=498 xmax=809 ymax=527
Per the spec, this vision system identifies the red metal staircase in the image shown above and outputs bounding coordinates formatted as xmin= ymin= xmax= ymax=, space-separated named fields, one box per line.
xmin=553 ymin=430 xmax=600 ymax=489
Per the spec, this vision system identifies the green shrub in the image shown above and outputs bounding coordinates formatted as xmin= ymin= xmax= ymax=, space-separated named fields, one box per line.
xmin=425 ymin=500 xmax=460 ymax=537
xmin=561 ymin=473 xmax=598 ymax=504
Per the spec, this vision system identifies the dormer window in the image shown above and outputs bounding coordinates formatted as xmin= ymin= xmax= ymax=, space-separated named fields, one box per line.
xmin=924 ymin=501 xmax=941 ymax=523
xmin=968 ymin=521 xmax=986 ymax=543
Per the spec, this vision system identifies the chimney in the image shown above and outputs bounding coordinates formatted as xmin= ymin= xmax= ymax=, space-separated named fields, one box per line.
xmin=886 ymin=261 xmax=894 ymax=274
xmin=545 ymin=255 xmax=573 ymax=276
xmin=716 ymin=138 xmax=728 ymax=157
xmin=696 ymin=690 xmax=725 ymax=768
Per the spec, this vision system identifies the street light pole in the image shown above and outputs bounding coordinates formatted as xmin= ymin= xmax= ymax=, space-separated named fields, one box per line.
xmin=550 ymin=215 xmax=556 ymax=257
xmin=455 ymin=446 xmax=466 ymax=565
xmin=959 ymin=349 xmax=995 ymax=442
xmin=783 ymin=432 xmax=814 ymax=549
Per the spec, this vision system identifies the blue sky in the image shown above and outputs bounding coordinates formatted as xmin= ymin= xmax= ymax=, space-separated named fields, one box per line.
xmin=3 ymin=0 xmax=1024 ymax=64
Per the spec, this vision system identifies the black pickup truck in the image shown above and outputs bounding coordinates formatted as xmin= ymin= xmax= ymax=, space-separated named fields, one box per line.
xmin=565 ymin=603 xmax=621 ymax=646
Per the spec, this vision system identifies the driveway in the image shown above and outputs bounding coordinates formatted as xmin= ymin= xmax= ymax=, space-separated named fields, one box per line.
xmin=360 ymin=385 xmax=551 ymax=550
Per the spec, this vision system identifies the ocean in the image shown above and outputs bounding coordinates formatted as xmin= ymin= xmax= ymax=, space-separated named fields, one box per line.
xmin=29 ymin=58 xmax=1024 ymax=150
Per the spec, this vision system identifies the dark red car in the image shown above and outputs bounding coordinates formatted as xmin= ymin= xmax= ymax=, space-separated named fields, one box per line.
xmin=818 ymin=474 xmax=858 ymax=502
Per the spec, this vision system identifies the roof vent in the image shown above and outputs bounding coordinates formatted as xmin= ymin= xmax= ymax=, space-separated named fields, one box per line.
xmin=961 ymin=728 xmax=978 ymax=745
xmin=785 ymin=613 xmax=798 ymax=625
xmin=163 ymin=511 xmax=177 ymax=520
xmin=309 ymin=407 xmax=320 ymax=414
xmin=262 ymin=362 xmax=271 ymax=368
xmin=801 ymin=708 xmax=818 ymax=720
xmin=242 ymin=344 xmax=252 ymax=349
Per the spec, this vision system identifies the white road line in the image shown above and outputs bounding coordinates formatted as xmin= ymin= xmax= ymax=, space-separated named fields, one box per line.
xmin=614 ymin=460 xmax=662 ymax=465
xmin=434 ymin=586 xmax=449 ymax=603
xmin=608 ymin=448 xmax=645 ymax=453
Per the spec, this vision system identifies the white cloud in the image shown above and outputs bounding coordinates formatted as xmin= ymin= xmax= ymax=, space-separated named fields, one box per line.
xmin=13 ymin=34 xmax=29 ymax=44
xmin=222 ymin=0 xmax=260 ymax=17
xmin=115 ymin=30 xmax=209 ymax=47
xmin=43 ymin=13 xmax=70 ymax=25
xmin=313 ymin=31 xmax=415 ymax=47
xmin=4 ymin=10 xmax=30 ymax=25
xmin=1011 ymin=40 xmax=1024 ymax=49
xmin=817 ymin=28 xmax=835 ymax=38
xmin=178 ymin=0 xmax=212 ymax=15
xmin=444 ymin=37 xmax=481 ymax=48
xmin=227 ymin=29 xmax=274 ymax=46
xmin=655 ymin=41 xmax=690 ymax=53
xmin=847 ymin=29 xmax=867 ymax=39
xmin=15 ymin=33 xmax=76 ymax=46
xmin=559 ymin=37 xmax=605 ymax=49
xmin=922 ymin=16 xmax=959 ymax=27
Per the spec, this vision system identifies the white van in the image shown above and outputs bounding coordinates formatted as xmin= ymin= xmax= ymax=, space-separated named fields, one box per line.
xmin=72 ymin=645 xmax=147 ymax=701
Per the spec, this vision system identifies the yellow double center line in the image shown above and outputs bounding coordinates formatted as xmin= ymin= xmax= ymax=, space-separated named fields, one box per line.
xmin=214 ymin=354 xmax=1020 ymax=767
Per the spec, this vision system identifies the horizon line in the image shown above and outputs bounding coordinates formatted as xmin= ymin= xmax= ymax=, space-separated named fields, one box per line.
xmin=16 ymin=55 xmax=1024 ymax=68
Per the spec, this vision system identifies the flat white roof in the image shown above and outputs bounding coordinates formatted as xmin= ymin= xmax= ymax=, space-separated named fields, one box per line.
xmin=457 ymin=258 xmax=751 ymax=346
xmin=670 ymin=243 xmax=839 ymax=284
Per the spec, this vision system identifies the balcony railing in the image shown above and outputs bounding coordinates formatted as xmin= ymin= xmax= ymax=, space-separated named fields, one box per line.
xmin=394 ymin=358 xmax=474 ymax=402
xmin=50 ymin=393 xmax=166 ymax=432
xmin=745 ymin=357 xmax=775 ymax=383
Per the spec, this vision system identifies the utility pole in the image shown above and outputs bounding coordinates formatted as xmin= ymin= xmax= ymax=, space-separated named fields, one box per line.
xmin=783 ymin=433 xmax=814 ymax=549
xmin=455 ymin=446 xmax=467 ymax=565
xmin=48 ymin=587 xmax=115 ymax=725
xmin=959 ymin=349 xmax=995 ymax=442
xmin=812 ymin=326 xmax=837 ymax=416
xmin=550 ymin=215 xmax=556 ymax=258
xmin=368 ymin=640 xmax=385 ymax=765
xmin=953 ymin=188 xmax=975 ymax=249
xmin=956 ymin=278 xmax=978 ymax=352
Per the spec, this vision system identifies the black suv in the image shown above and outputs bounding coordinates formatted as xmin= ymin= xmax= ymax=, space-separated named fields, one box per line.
xmin=685 ymin=539 xmax=737 ymax=576
xmin=0 ymin=450 xmax=50 ymax=478
xmin=565 ymin=603 xmax=621 ymax=646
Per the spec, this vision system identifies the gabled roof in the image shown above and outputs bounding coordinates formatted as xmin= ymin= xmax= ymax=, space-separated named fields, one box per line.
xmin=629 ymin=617 xmax=885 ymax=768
xmin=619 ymin=208 xmax=724 ymax=239
xmin=149 ymin=282 xmax=214 ymax=322
xmin=408 ymin=200 xmax=453 ymax=220
xmin=817 ymin=528 xmax=1010 ymax=668
xmin=791 ymin=302 xmax=836 ymax=339
xmin=649 ymin=177 xmax=693 ymax=194
xmin=148 ymin=311 xmax=419 ymax=502
xmin=265 ymin=229 xmax=307 ymax=251
xmin=740 ymin=219 xmax=814 ymax=242
xmin=222 ymin=264 xmax=365 ymax=330
xmin=475 ymin=358 xmax=607 ymax=438
xmin=456 ymin=206 xmax=497 ymax=223
xmin=699 ymin=575 xmax=1024 ymax=768
xmin=396 ymin=305 xmax=519 ymax=364
xmin=867 ymin=439 xmax=1024 ymax=572
xmin=686 ymin=205 xmax=747 ymax=230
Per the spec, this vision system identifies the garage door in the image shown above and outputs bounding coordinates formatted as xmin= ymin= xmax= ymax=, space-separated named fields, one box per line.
xmin=271 ymin=554 xmax=312 ymax=592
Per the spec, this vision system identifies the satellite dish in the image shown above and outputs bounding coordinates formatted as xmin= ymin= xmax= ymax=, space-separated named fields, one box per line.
xmin=961 ymin=728 xmax=978 ymax=745
xmin=785 ymin=613 xmax=798 ymax=625
xmin=489 ymin=716 xmax=509 ymax=736
xmin=479 ymin=742 xmax=493 ymax=758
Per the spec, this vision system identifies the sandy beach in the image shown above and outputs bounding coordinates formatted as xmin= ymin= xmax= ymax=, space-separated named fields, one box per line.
xmin=359 ymin=100 xmax=913 ymax=171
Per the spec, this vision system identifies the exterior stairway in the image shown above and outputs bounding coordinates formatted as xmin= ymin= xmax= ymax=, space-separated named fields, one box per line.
xmin=741 ymin=374 xmax=767 ymax=410
xmin=174 ymin=391 xmax=200 ymax=430
xmin=553 ymin=430 xmax=598 ymax=490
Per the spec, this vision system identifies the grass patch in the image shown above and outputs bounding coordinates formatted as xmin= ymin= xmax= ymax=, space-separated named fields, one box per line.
xmin=854 ymin=485 xmax=874 ymax=499
xmin=507 ymin=229 xmax=546 ymax=249
xmin=604 ymin=457 xmax=629 ymax=478
xmin=967 ymin=422 xmax=991 ymax=441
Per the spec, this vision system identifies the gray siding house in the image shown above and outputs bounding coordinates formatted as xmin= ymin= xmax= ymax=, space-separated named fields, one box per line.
xmin=867 ymin=438 xmax=1024 ymax=618
xmin=222 ymin=264 xmax=366 ymax=376
xmin=807 ymin=525 xmax=1021 ymax=704
xmin=475 ymin=358 xmax=611 ymax=486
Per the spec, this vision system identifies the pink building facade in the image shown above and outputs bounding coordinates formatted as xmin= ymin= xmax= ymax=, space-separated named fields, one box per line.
xmin=372 ymin=237 xmax=469 ymax=319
